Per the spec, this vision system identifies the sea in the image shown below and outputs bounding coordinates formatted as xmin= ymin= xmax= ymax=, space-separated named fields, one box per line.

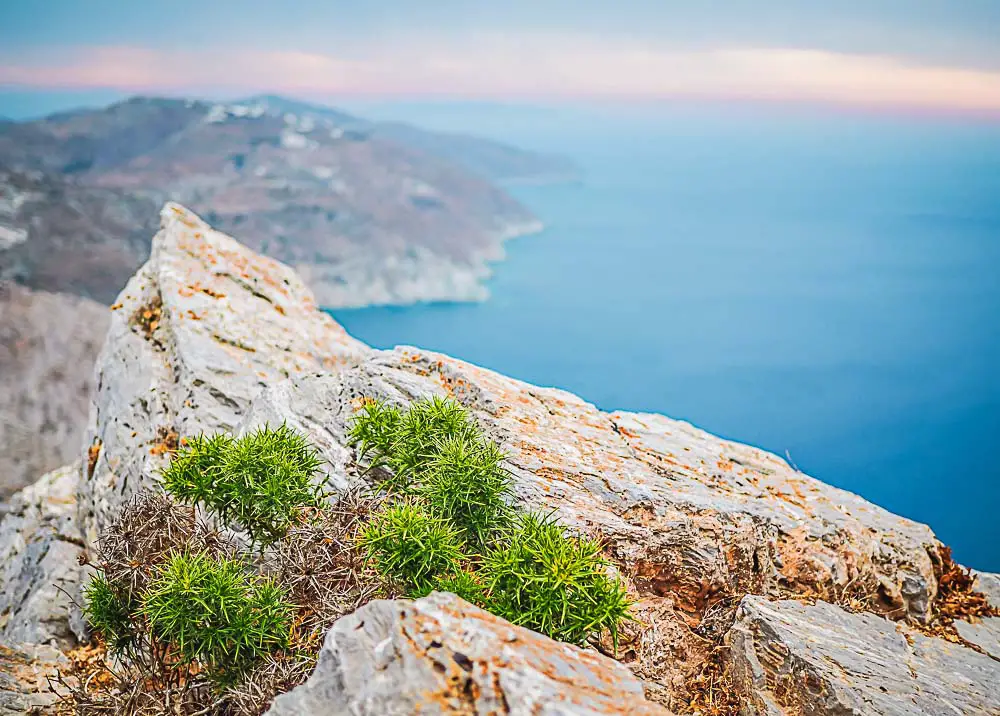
xmin=331 ymin=101 xmax=1000 ymax=571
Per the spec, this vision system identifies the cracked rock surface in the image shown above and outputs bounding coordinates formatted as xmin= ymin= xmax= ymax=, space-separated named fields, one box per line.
xmin=726 ymin=596 xmax=1000 ymax=715
xmin=0 ymin=461 xmax=84 ymax=647
xmin=267 ymin=592 xmax=669 ymax=716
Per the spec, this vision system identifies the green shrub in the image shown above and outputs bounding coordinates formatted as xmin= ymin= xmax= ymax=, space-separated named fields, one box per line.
xmin=143 ymin=552 xmax=293 ymax=683
xmin=162 ymin=424 xmax=324 ymax=545
xmin=418 ymin=434 xmax=513 ymax=547
xmin=482 ymin=512 xmax=631 ymax=646
xmin=347 ymin=399 xmax=401 ymax=467
xmin=411 ymin=569 xmax=488 ymax=607
xmin=159 ymin=432 xmax=231 ymax=507
xmin=82 ymin=573 xmax=139 ymax=656
xmin=360 ymin=501 xmax=464 ymax=594
xmin=350 ymin=396 xmax=480 ymax=490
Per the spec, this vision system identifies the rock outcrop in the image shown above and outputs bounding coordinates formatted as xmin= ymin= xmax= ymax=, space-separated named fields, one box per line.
xmin=0 ymin=462 xmax=84 ymax=647
xmin=267 ymin=592 xmax=668 ymax=716
xmin=2 ymin=203 xmax=996 ymax=714
xmin=0 ymin=283 xmax=109 ymax=498
xmin=80 ymin=202 xmax=369 ymax=545
xmin=235 ymin=352 xmax=943 ymax=699
xmin=727 ymin=596 xmax=1000 ymax=715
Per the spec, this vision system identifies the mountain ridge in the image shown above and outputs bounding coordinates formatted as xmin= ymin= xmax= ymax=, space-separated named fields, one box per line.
xmin=0 ymin=94 xmax=567 ymax=307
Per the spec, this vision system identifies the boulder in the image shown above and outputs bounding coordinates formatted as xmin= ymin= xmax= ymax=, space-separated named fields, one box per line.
xmin=81 ymin=202 xmax=369 ymax=545
xmin=266 ymin=592 xmax=668 ymax=716
xmin=0 ymin=462 xmax=84 ymax=647
xmin=726 ymin=596 xmax=1000 ymax=715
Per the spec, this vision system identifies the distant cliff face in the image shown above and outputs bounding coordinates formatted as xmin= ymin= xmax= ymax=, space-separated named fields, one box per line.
xmin=0 ymin=96 xmax=560 ymax=308
xmin=0 ymin=283 xmax=108 ymax=500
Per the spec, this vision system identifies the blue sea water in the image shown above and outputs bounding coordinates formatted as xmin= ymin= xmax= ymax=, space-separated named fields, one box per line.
xmin=331 ymin=103 xmax=1000 ymax=570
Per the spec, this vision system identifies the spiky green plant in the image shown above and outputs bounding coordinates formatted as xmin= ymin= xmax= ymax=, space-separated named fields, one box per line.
xmin=143 ymin=552 xmax=293 ymax=683
xmin=82 ymin=573 xmax=139 ymax=657
xmin=159 ymin=432 xmax=231 ymax=508
xmin=411 ymin=569 xmax=489 ymax=607
xmin=360 ymin=500 xmax=464 ymax=594
xmin=347 ymin=399 xmax=401 ymax=467
xmin=482 ymin=512 xmax=631 ymax=646
xmin=349 ymin=396 xmax=481 ymax=491
xmin=162 ymin=425 xmax=324 ymax=545
xmin=418 ymin=434 xmax=513 ymax=547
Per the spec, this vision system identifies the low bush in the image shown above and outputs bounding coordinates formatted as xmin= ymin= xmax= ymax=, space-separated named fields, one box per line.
xmin=82 ymin=572 xmax=138 ymax=657
xmin=417 ymin=434 xmax=513 ymax=547
xmin=349 ymin=396 xmax=632 ymax=645
xmin=482 ymin=511 xmax=632 ymax=646
xmin=360 ymin=500 xmax=465 ymax=594
xmin=162 ymin=424 xmax=324 ymax=545
xmin=143 ymin=552 xmax=293 ymax=683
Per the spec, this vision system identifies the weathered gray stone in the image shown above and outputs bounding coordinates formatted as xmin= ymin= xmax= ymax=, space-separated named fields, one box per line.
xmin=727 ymin=596 xmax=1000 ymax=715
xmin=0 ymin=462 xmax=84 ymax=647
xmin=81 ymin=203 xmax=370 ymax=546
xmin=0 ymin=642 xmax=68 ymax=715
xmin=955 ymin=617 xmax=1000 ymax=661
xmin=267 ymin=592 xmax=668 ymax=716
xmin=973 ymin=571 xmax=1000 ymax=609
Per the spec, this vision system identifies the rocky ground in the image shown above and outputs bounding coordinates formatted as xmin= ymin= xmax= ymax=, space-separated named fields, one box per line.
xmin=1 ymin=204 xmax=996 ymax=715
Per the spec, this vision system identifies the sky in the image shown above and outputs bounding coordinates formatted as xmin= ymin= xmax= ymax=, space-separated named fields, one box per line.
xmin=2 ymin=1 xmax=1000 ymax=116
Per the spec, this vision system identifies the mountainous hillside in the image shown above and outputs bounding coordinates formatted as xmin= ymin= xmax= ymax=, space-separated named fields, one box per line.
xmin=0 ymin=96 xmax=568 ymax=307
xmin=247 ymin=95 xmax=580 ymax=181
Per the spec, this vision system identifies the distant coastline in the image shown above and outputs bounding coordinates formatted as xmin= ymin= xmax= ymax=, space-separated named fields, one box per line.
xmin=315 ymin=215 xmax=546 ymax=310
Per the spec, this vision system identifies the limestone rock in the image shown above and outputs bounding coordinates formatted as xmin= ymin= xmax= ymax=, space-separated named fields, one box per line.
xmin=955 ymin=617 xmax=1000 ymax=661
xmin=81 ymin=203 xmax=370 ymax=545
xmin=727 ymin=596 xmax=1000 ymax=715
xmin=973 ymin=571 xmax=1000 ymax=609
xmin=0 ymin=462 xmax=84 ymax=647
xmin=0 ymin=642 xmax=68 ymax=715
xmin=266 ymin=592 xmax=668 ymax=716
xmin=0 ymin=283 xmax=109 ymax=499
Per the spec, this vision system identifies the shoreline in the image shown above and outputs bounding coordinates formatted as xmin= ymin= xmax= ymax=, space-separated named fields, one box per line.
xmin=316 ymin=216 xmax=547 ymax=311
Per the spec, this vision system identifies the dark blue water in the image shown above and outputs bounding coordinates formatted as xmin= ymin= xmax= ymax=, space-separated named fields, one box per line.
xmin=332 ymin=104 xmax=1000 ymax=570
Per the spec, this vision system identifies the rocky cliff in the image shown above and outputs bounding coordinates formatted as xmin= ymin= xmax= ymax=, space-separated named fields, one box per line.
xmin=1 ymin=204 xmax=997 ymax=715
xmin=0 ymin=284 xmax=108 ymax=500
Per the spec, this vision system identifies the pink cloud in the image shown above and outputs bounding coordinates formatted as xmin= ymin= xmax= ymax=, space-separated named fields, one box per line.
xmin=3 ymin=37 xmax=1000 ymax=113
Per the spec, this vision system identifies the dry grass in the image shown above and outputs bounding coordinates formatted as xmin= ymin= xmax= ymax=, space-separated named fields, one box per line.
xmin=910 ymin=546 xmax=999 ymax=648
xmin=92 ymin=491 xmax=237 ymax=597
xmin=67 ymin=488 xmax=388 ymax=716
xmin=223 ymin=654 xmax=314 ymax=716
xmin=265 ymin=489 xmax=386 ymax=651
